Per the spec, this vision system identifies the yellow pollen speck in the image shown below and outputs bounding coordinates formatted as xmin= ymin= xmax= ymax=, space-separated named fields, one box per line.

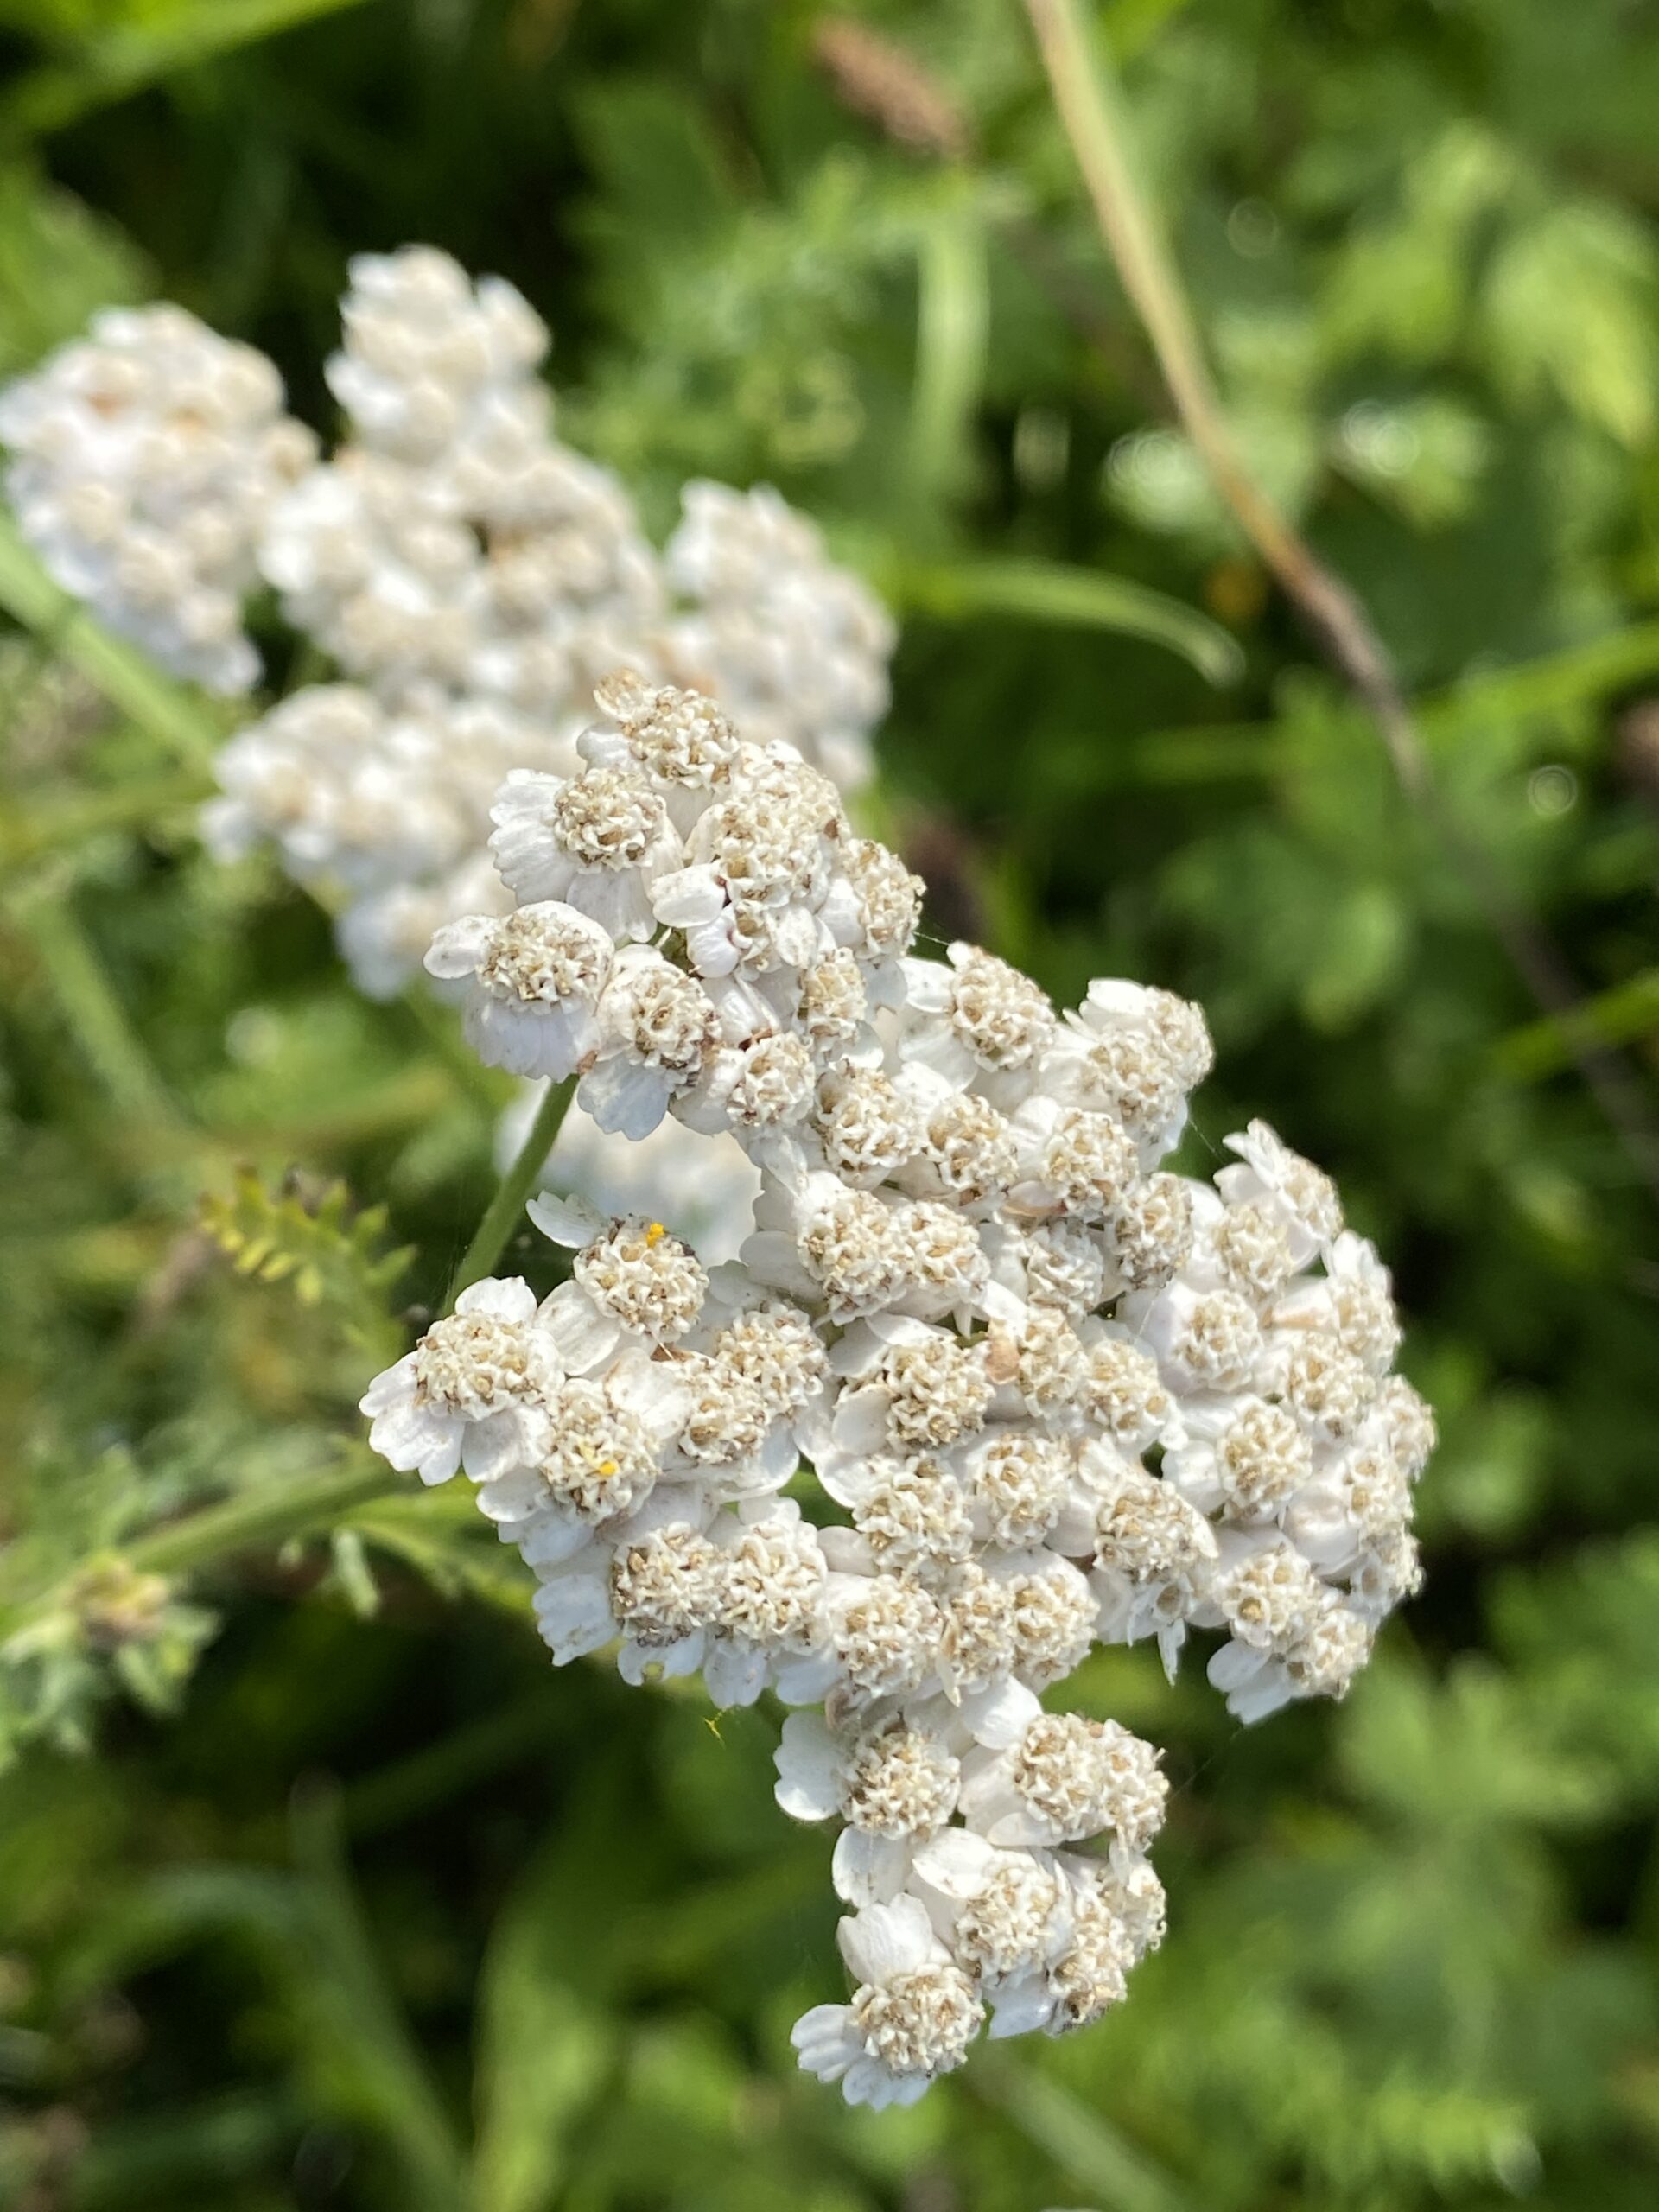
xmin=599 ymin=1459 xmax=618 ymax=1477
xmin=645 ymin=1220 xmax=667 ymax=1244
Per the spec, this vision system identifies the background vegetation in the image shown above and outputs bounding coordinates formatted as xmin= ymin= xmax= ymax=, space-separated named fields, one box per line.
xmin=3 ymin=1 xmax=1659 ymax=2207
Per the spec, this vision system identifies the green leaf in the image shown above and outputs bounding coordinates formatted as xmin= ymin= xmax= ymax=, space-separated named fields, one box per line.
xmin=0 ymin=162 xmax=150 ymax=378
xmin=199 ymin=1167 xmax=414 ymax=1351
xmin=1481 ymin=202 xmax=1659 ymax=447
xmin=1492 ymin=966 xmax=1659 ymax=1080
xmin=1340 ymin=1655 xmax=1617 ymax=1835
xmin=971 ymin=2051 xmax=1192 ymax=2212
xmin=886 ymin=555 xmax=1244 ymax=684
xmin=469 ymin=1789 xmax=645 ymax=2212
xmin=1298 ymin=880 xmax=1408 ymax=1032
xmin=0 ymin=0 xmax=377 ymax=140
xmin=1331 ymin=395 xmax=1494 ymax=531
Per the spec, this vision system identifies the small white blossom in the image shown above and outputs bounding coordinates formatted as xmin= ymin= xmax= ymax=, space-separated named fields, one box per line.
xmin=426 ymin=900 xmax=612 ymax=1078
xmin=959 ymin=1698 xmax=1167 ymax=1852
xmin=791 ymin=1895 xmax=984 ymax=2107
xmin=359 ymin=1278 xmax=559 ymax=1484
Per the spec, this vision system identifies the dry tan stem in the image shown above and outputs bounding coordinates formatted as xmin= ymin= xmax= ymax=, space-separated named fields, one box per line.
xmin=1025 ymin=0 xmax=1659 ymax=1203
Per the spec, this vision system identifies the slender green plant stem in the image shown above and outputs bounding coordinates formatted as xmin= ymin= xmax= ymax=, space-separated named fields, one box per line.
xmin=2 ymin=772 xmax=212 ymax=864
xmin=5 ymin=870 xmax=184 ymax=1128
xmin=1024 ymin=0 xmax=1659 ymax=1205
xmin=128 ymin=1455 xmax=401 ymax=1579
xmin=0 ymin=623 xmax=60 ymax=753
xmin=0 ymin=1455 xmax=402 ymax=1646
xmin=441 ymin=1073 xmax=576 ymax=1312
xmin=0 ymin=513 xmax=223 ymax=769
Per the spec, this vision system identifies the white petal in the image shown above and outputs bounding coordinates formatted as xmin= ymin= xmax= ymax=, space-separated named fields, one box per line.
xmin=474 ymin=1467 xmax=544 ymax=1522
xmin=771 ymin=1651 xmax=842 ymax=1706
xmin=536 ymin=1280 xmax=625 ymax=1373
xmin=460 ymin=1410 xmax=541 ymax=1484
xmin=606 ymin=1348 xmax=693 ymax=1440
xmin=359 ymin=1351 xmax=418 ymax=1417
xmin=830 ymin=1387 xmax=891 ymax=1457
xmin=987 ymin=1974 xmax=1058 ymax=2038
xmin=899 ymin=958 xmax=952 ymax=1014
xmin=518 ymin=1514 xmax=598 ymax=1569
xmin=702 ymin=1638 xmax=768 ymax=1709
xmin=837 ymin=1895 xmax=936 ymax=1986
xmin=424 ymin=914 xmax=496 ymax=980
xmin=454 ymin=1276 xmax=539 ymax=1324
xmin=619 ymin=1630 xmax=704 ymax=1683
xmin=578 ymin=1055 xmax=673 ymax=1141
xmin=530 ymin=1572 xmax=613 ymax=1662
xmin=960 ymin=1678 xmax=1041 ymax=1749
xmin=844 ymin=2058 xmax=930 ymax=2110
xmin=366 ymin=1397 xmax=449 ymax=1476
xmin=908 ymin=1827 xmax=998 ymax=1902
xmin=791 ymin=2003 xmax=861 ymax=2083
xmin=833 ymin=1828 xmax=912 ymax=1909
xmin=1208 ymin=1637 xmax=1269 ymax=1691
xmin=773 ymin=1711 xmax=843 ymax=1821
xmin=652 ymin=865 xmax=725 ymax=926
xmin=527 ymin=1192 xmax=607 ymax=1249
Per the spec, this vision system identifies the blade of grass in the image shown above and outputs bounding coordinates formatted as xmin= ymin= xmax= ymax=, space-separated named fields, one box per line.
xmin=287 ymin=1781 xmax=467 ymax=2212
xmin=888 ymin=554 xmax=1244 ymax=685
xmin=442 ymin=1073 xmax=576 ymax=1312
xmin=1025 ymin=0 xmax=1659 ymax=1204
xmin=906 ymin=194 xmax=990 ymax=518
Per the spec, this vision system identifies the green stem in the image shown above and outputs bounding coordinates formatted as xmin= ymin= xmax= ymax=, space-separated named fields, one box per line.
xmin=0 ymin=1454 xmax=403 ymax=1647
xmin=5 ymin=871 xmax=184 ymax=1128
xmin=126 ymin=1454 xmax=402 ymax=1580
xmin=442 ymin=1073 xmax=576 ymax=1312
xmin=0 ymin=512 xmax=224 ymax=770
xmin=1 ymin=772 xmax=212 ymax=863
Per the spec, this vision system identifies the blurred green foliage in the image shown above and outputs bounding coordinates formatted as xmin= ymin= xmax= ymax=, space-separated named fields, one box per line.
xmin=2 ymin=0 xmax=1658 ymax=2207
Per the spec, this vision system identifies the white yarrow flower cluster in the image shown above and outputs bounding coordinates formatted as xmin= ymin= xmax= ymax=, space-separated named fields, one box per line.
xmin=359 ymin=677 xmax=1434 ymax=2106
xmin=2 ymin=249 xmax=893 ymax=1004
xmin=0 ymin=304 xmax=316 ymax=690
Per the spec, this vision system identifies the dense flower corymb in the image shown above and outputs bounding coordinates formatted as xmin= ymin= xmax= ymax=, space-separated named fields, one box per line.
xmin=356 ymin=676 xmax=1435 ymax=2106
xmin=0 ymin=246 xmax=896 ymax=1005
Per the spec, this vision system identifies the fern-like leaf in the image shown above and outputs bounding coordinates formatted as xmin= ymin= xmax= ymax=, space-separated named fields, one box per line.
xmin=200 ymin=1170 xmax=415 ymax=1345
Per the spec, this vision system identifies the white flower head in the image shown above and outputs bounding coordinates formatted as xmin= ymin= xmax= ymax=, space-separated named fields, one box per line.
xmin=359 ymin=1277 xmax=559 ymax=1485
xmin=334 ymin=614 xmax=1436 ymax=2099
xmin=0 ymin=302 xmax=315 ymax=690
xmin=531 ymin=1491 xmax=723 ymax=1682
xmin=1217 ymin=1119 xmax=1344 ymax=1262
xmin=899 ymin=943 xmax=1057 ymax=1103
xmin=489 ymin=763 xmax=681 ymax=940
xmin=907 ymin=1830 xmax=1067 ymax=2013
xmin=529 ymin=1203 xmax=709 ymax=1370
xmin=1077 ymin=1460 xmax=1218 ymax=1680
xmin=960 ymin=1703 xmax=1167 ymax=1852
xmin=426 ymin=900 xmax=612 ymax=1078
xmin=791 ymin=1895 xmax=984 ymax=2107
xmin=480 ymin=1349 xmax=693 ymax=1568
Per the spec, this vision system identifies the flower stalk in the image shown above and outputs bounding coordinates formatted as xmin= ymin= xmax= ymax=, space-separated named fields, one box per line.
xmin=441 ymin=1072 xmax=576 ymax=1313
